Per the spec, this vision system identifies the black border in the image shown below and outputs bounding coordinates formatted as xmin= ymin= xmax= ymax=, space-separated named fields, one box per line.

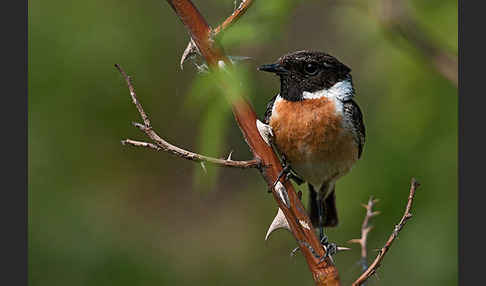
xmin=1 ymin=0 xmax=28 ymax=285
xmin=459 ymin=1 xmax=483 ymax=285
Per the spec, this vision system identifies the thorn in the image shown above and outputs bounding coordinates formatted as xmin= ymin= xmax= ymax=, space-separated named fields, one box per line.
xmin=348 ymin=238 xmax=362 ymax=244
xmin=275 ymin=181 xmax=290 ymax=208
xmin=363 ymin=226 xmax=374 ymax=234
xmin=256 ymin=119 xmax=273 ymax=146
xmin=265 ymin=208 xmax=291 ymax=241
xmin=227 ymin=150 xmax=233 ymax=161
xmin=228 ymin=55 xmax=253 ymax=65
xmin=180 ymin=38 xmax=200 ymax=70
xmin=337 ymin=246 xmax=352 ymax=252
xmin=200 ymin=162 xmax=207 ymax=174
xmin=371 ymin=211 xmax=381 ymax=217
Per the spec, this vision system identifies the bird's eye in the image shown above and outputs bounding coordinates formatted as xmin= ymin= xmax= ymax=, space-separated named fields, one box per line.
xmin=304 ymin=63 xmax=319 ymax=75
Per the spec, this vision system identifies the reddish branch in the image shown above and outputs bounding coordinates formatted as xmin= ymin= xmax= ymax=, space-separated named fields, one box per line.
xmin=352 ymin=178 xmax=420 ymax=286
xmin=115 ymin=64 xmax=259 ymax=169
xmin=349 ymin=196 xmax=380 ymax=271
xmin=166 ymin=0 xmax=340 ymax=285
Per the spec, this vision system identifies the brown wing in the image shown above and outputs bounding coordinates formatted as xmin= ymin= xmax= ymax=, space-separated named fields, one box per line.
xmin=343 ymin=99 xmax=366 ymax=158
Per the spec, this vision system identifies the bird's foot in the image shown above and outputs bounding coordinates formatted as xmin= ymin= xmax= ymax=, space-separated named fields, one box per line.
xmin=273 ymin=164 xmax=292 ymax=189
xmin=272 ymin=156 xmax=304 ymax=190
xmin=317 ymin=232 xmax=338 ymax=264
xmin=290 ymin=173 xmax=305 ymax=185
xmin=290 ymin=235 xmax=338 ymax=263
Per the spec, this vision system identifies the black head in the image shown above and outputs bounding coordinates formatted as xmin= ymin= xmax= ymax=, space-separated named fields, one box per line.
xmin=259 ymin=50 xmax=353 ymax=101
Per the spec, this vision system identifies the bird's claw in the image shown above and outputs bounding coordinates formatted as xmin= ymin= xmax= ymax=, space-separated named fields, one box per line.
xmin=272 ymin=155 xmax=305 ymax=189
xmin=290 ymin=173 xmax=305 ymax=185
xmin=273 ymin=165 xmax=292 ymax=189
xmin=290 ymin=237 xmax=346 ymax=262
xmin=316 ymin=234 xmax=338 ymax=264
xmin=323 ymin=242 xmax=338 ymax=257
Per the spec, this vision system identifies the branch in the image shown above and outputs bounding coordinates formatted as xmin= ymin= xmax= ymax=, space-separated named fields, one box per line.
xmin=348 ymin=196 xmax=380 ymax=272
xmin=180 ymin=0 xmax=254 ymax=68
xmin=352 ymin=178 xmax=420 ymax=286
xmin=166 ymin=1 xmax=341 ymax=285
xmin=122 ymin=138 xmax=259 ymax=168
xmin=115 ymin=64 xmax=259 ymax=169
xmin=214 ymin=0 xmax=254 ymax=35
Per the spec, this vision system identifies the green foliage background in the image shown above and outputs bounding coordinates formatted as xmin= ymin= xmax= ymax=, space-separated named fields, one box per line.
xmin=29 ymin=0 xmax=457 ymax=285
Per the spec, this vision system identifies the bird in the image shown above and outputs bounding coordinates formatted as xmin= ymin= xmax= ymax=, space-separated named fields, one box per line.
xmin=258 ymin=50 xmax=365 ymax=246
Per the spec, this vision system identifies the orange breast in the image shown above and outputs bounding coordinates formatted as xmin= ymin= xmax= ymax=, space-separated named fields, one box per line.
xmin=269 ymin=97 xmax=357 ymax=167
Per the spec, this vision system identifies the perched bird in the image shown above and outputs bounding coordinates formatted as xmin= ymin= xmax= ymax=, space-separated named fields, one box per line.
xmin=258 ymin=50 xmax=365 ymax=243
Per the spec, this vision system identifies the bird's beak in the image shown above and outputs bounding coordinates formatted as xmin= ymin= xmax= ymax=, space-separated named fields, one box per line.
xmin=258 ymin=63 xmax=288 ymax=74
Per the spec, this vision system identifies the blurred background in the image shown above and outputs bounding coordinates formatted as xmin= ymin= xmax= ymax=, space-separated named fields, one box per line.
xmin=29 ymin=0 xmax=457 ymax=285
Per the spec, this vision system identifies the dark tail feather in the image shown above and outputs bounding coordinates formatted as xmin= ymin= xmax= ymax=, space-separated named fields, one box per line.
xmin=322 ymin=188 xmax=339 ymax=227
xmin=308 ymin=184 xmax=339 ymax=228
xmin=308 ymin=184 xmax=320 ymax=227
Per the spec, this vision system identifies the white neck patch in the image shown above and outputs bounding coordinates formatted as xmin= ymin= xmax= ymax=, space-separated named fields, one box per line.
xmin=302 ymin=79 xmax=353 ymax=100
xmin=271 ymin=79 xmax=353 ymax=119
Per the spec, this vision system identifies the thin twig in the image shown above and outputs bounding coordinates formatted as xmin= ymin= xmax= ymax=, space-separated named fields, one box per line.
xmin=214 ymin=0 xmax=254 ymax=35
xmin=115 ymin=64 xmax=259 ymax=169
xmin=180 ymin=0 xmax=254 ymax=67
xmin=115 ymin=64 xmax=151 ymax=127
xmin=122 ymin=138 xmax=259 ymax=168
xmin=352 ymin=178 xmax=420 ymax=286
xmin=349 ymin=196 xmax=380 ymax=272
